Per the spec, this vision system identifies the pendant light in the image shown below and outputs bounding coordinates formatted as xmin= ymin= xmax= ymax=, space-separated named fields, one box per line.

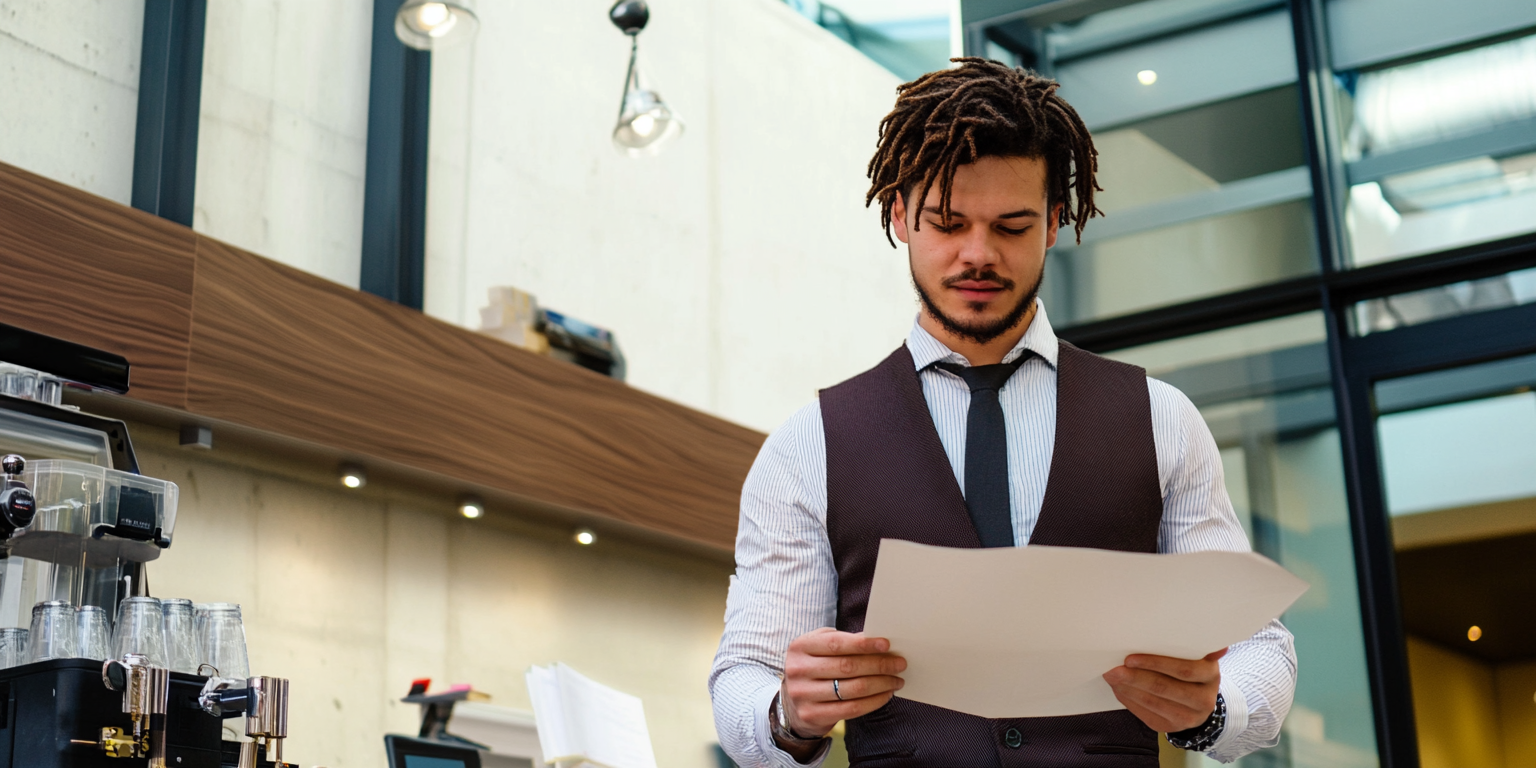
xmin=610 ymin=1 xmax=684 ymax=157
xmin=395 ymin=0 xmax=479 ymax=50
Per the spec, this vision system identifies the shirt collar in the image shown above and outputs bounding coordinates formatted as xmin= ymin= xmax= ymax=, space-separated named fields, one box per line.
xmin=906 ymin=300 xmax=1060 ymax=370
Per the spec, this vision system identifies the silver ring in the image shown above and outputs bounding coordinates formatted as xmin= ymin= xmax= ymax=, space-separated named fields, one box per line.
xmin=833 ymin=679 xmax=844 ymax=701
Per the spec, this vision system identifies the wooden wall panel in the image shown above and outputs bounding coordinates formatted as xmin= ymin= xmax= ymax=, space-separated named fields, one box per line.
xmin=0 ymin=160 xmax=761 ymax=551
xmin=0 ymin=163 xmax=196 ymax=407
xmin=186 ymin=238 xmax=761 ymax=550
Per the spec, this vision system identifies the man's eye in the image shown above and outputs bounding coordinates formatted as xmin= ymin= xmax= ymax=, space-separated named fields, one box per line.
xmin=927 ymin=221 xmax=960 ymax=233
xmin=999 ymin=226 xmax=1029 ymax=236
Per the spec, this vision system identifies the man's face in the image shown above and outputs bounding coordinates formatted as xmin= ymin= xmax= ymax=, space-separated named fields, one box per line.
xmin=894 ymin=155 xmax=1060 ymax=345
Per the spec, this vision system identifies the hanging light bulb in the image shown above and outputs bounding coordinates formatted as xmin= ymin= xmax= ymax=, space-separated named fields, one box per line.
xmin=609 ymin=1 xmax=684 ymax=157
xmin=395 ymin=0 xmax=479 ymax=50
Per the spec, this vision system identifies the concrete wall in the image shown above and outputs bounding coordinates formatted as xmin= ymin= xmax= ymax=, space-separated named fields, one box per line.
xmin=3 ymin=0 xmax=917 ymax=433
xmin=425 ymin=0 xmax=915 ymax=432
xmin=0 ymin=0 xmax=144 ymax=205
xmin=130 ymin=421 xmax=733 ymax=768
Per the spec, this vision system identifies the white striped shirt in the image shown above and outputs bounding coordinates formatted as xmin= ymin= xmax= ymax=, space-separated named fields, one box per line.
xmin=708 ymin=302 xmax=1296 ymax=766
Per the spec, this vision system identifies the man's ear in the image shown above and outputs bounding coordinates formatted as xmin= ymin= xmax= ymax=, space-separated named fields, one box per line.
xmin=891 ymin=192 xmax=911 ymax=244
xmin=1045 ymin=202 xmax=1063 ymax=249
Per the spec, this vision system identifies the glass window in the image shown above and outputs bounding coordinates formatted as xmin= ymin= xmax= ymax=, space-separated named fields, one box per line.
xmin=1023 ymin=5 xmax=1318 ymax=325
xmin=1107 ymin=315 xmax=1380 ymax=768
xmin=1326 ymin=0 xmax=1536 ymax=71
xmin=1373 ymin=353 xmax=1536 ymax=767
xmin=1047 ymin=199 xmax=1316 ymax=323
xmin=1337 ymin=33 xmax=1536 ymax=266
xmin=1352 ymin=266 xmax=1536 ymax=335
xmin=1053 ymin=8 xmax=1298 ymax=130
xmin=782 ymin=0 xmax=953 ymax=80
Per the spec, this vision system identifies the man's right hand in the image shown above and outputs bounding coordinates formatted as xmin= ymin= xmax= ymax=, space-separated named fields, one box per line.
xmin=781 ymin=627 xmax=907 ymax=738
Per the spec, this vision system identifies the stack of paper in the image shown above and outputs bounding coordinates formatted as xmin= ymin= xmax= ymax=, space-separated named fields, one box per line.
xmin=525 ymin=663 xmax=658 ymax=768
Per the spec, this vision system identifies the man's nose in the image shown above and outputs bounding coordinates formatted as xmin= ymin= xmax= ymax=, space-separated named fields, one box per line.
xmin=956 ymin=226 xmax=1001 ymax=269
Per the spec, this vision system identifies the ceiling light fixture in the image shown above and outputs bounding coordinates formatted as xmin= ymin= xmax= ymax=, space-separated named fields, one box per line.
xmin=339 ymin=464 xmax=367 ymax=489
xmin=574 ymin=528 xmax=596 ymax=546
xmin=1137 ymin=69 xmax=1157 ymax=85
xmin=609 ymin=1 xmax=683 ymax=157
xmin=395 ymin=0 xmax=479 ymax=50
xmin=459 ymin=496 xmax=485 ymax=519
xmin=1467 ymin=625 xmax=1482 ymax=641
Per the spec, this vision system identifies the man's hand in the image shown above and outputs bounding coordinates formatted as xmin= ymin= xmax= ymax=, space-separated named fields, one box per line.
xmin=1103 ymin=649 xmax=1227 ymax=733
xmin=782 ymin=628 xmax=906 ymax=738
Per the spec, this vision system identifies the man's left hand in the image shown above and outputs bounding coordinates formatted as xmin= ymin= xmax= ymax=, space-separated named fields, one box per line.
xmin=1102 ymin=649 xmax=1227 ymax=733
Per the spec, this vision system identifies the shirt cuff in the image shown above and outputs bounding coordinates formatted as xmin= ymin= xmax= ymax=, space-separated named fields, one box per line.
xmin=1204 ymin=676 xmax=1250 ymax=763
xmin=753 ymin=682 xmax=831 ymax=768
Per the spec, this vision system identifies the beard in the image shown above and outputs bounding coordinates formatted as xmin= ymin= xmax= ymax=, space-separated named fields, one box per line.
xmin=912 ymin=260 xmax=1045 ymax=346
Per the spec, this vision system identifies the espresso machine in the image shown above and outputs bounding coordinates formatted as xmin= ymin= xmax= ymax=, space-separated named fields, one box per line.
xmin=0 ymin=323 xmax=297 ymax=768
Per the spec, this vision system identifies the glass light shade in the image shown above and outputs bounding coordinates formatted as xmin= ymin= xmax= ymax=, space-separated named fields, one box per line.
xmin=395 ymin=0 xmax=479 ymax=51
xmin=613 ymin=88 xmax=684 ymax=157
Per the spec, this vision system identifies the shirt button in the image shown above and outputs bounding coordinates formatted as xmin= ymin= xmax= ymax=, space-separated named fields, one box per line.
xmin=1003 ymin=727 xmax=1023 ymax=749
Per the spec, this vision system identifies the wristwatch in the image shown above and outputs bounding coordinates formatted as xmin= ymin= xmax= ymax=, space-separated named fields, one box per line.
xmin=1166 ymin=693 xmax=1226 ymax=752
xmin=771 ymin=692 xmax=829 ymax=750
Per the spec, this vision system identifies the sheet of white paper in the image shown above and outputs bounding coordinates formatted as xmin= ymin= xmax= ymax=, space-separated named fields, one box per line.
xmin=527 ymin=665 xmax=574 ymax=764
xmin=526 ymin=663 xmax=658 ymax=768
xmin=861 ymin=539 xmax=1309 ymax=719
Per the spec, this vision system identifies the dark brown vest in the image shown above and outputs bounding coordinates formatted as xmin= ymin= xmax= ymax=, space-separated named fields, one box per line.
xmin=820 ymin=341 xmax=1163 ymax=767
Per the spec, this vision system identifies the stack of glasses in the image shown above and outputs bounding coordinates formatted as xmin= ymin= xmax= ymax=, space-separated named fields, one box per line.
xmin=0 ymin=597 xmax=249 ymax=679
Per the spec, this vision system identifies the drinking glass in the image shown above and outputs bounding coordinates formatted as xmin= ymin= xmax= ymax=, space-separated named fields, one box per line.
xmin=75 ymin=606 xmax=111 ymax=660
xmin=111 ymin=597 xmax=166 ymax=666
xmin=161 ymin=598 xmax=198 ymax=673
xmin=1 ymin=370 xmax=38 ymax=400
xmin=196 ymin=602 xmax=249 ymax=680
xmin=0 ymin=628 xmax=28 ymax=668
xmin=26 ymin=600 xmax=78 ymax=662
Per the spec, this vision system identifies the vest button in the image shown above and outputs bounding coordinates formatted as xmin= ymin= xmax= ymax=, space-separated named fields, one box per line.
xmin=1003 ymin=727 xmax=1023 ymax=749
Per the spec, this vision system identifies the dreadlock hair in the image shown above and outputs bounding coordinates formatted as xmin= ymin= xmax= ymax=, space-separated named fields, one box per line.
xmin=866 ymin=58 xmax=1102 ymax=246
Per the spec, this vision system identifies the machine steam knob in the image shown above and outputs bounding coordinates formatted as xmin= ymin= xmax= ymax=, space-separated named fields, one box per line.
xmin=1 ymin=455 xmax=23 ymax=477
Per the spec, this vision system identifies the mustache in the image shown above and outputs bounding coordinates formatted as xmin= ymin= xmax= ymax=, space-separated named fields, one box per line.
xmin=941 ymin=269 xmax=1016 ymax=291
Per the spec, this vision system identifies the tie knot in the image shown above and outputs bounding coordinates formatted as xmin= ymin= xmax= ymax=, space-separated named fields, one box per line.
xmin=936 ymin=355 xmax=1029 ymax=393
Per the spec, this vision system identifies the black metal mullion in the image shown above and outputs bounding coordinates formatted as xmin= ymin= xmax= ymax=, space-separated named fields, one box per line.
xmin=361 ymin=0 xmax=431 ymax=310
xmin=1329 ymin=232 xmax=1536 ymax=305
xmin=1345 ymin=302 xmax=1536 ymax=381
xmin=1290 ymin=0 xmax=1419 ymax=764
xmin=1057 ymin=232 xmax=1536 ymax=354
xmin=1056 ymin=274 xmax=1322 ymax=351
xmin=131 ymin=0 xmax=208 ymax=226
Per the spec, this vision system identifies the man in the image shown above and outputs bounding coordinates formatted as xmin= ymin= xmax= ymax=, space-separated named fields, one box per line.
xmin=710 ymin=59 xmax=1296 ymax=767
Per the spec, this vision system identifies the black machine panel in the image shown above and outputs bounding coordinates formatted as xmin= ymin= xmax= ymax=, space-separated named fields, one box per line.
xmin=0 ymin=659 xmax=222 ymax=768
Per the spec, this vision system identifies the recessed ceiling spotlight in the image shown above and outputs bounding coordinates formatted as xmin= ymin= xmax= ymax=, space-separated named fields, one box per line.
xmin=459 ymin=496 xmax=485 ymax=519
xmin=1467 ymin=625 xmax=1482 ymax=642
xmin=1137 ymin=69 xmax=1158 ymax=85
xmin=574 ymin=528 xmax=596 ymax=546
xmin=339 ymin=464 xmax=367 ymax=489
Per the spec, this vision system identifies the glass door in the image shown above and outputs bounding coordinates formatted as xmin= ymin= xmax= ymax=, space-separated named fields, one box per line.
xmin=1372 ymin=351 xmax=1536 ymax=768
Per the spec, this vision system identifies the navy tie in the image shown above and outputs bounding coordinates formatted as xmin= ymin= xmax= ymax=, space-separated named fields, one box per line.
xmin=936 ymin=355 xmax=1029 ymax=548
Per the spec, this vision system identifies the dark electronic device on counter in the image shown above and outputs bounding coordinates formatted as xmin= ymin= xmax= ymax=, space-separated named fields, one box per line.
xmin=384 ymin=735 xmax=483 ymax=768
xmin=0 ymin=326 xmax=301 ymax=768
